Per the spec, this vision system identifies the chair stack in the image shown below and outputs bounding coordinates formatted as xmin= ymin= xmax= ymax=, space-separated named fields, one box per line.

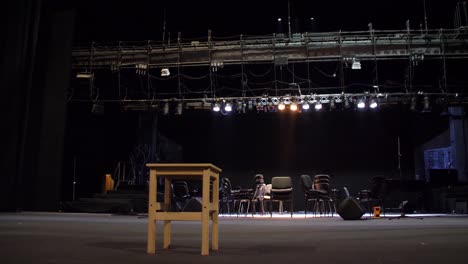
xmin=300 ymin=174 xmax=336 ymax=216
xmin=358 ymin=176 xmax=387 ymax=217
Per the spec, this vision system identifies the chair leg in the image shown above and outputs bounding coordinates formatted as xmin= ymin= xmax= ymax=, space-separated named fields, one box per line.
xmin=290 ymin=199 xmax=293 ymax=218
xmin=304 ymin=198 xmax=308 ymax=217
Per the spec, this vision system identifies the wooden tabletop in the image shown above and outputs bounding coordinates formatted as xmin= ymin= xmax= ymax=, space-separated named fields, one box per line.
xmin=146 ymin=163 xmax=222 ymax=173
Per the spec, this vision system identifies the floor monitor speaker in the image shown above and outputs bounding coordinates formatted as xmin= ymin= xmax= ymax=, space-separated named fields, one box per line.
xmin=337 ymin=197 xmax=365 ymax=220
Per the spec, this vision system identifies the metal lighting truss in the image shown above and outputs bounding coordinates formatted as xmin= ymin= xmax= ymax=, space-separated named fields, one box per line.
xmin=70 ymin=27 xmax=468 ymax=111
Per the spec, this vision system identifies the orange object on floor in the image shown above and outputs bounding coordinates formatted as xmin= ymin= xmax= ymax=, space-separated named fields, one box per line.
xmin=373 ymin=206 xmax=381 ymax=218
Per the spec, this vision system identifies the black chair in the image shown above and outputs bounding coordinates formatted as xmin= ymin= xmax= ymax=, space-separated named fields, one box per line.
xmin=358 ymin=176 xmax=387 ymax=217
xmin=269 ymin=176 xmax=294 ymax=217
xmin=250 ymin=174 xmax=267 ymax=215
xmin=300 ymin=175 xmax=320 ymax=216
xmin=219 ymin=178 xmax=236 ymax=215
xmin=313 ymin=174 xmax=336 ymax=216
xmin=172 ymin=181 xmax=191 ymax=211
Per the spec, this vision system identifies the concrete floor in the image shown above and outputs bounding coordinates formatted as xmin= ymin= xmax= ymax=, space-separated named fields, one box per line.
xmin=1 ymin=212 xmax=468 ymax=264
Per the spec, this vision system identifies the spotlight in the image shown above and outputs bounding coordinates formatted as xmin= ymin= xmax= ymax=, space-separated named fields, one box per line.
xmin=357 ymin=99 xmax=366 ymax=109
xmin=175 ymin=102 xmax=183 ymax=115
xmin=352 ymin=59 xmax=361 ymax=70
xmin=76 ymin=72 xmax=94 ymax=79
xmin=344 ymin=97 xmax=351 ymax=109
xmin=315 ymin=102 xmax=322 ymax=110
xmin=278 ymin=102 xmax=286 ymax=111
xmin=329 ymin=99 xmax=336 ymax=110
xmin=302 ymin=103 xmax=310 ymax=110
xmin=161 ymin=68 xmax=170 ymax=77
xmin=278 ymin=18 xmax=282 ymax=22
xmin=247 ymin=100 xmax=254 ymax=111
xmin=163 ymin=102 xmax=169 ymax=115
xmin=410 ymin=97 xmax=417 ymax=111
xmin=422 ymin=96 xmax=431 ymax=112
xmin=213 ymin=103 xmax=220 ymax=112
xmin=272 ymin=97 xmax=280 ymax=105
xmin=290 ymin=103 xmax=298 ymax=111
xmin=369 ymin=99 xmax=378 ymax=109
xmin=236 ymin=101 xmax=244 ymax=112
xmin=224 ymin=102 xmax=232 ymax=112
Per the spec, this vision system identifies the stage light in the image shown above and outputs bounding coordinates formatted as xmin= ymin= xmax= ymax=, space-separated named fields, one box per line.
xmin=320 ymin=97 xmax=330 ymax=104
xmin=329 ymin=99 xmax=336 ymax=110
xmin=344 ymin=97 xmax=351 ymax=109
xmin=272 ymin=97 xmax=280 ymax=105
xmin=163 ymin=102 xmax=169 ymax=115
xmin=224 ymin=102 xmax=232 ymax=112
xmin=290 ymin=103 xmax=298 ymax=111
xmin=422 ymin=96 xmax=431 ymax=112
xmin=278 ymin=102 xmax=286 ymax=111
xmin=161 ymin=68 xmax=170 ymax=76
xmin=302 ymin=103 xmax=310 ymax=110
xmin=176 ymin=102 xmax=183 ymax=115
xmin=247 ymin=100 xmax=254 ymax=111
xmin=76 ymin=72 xmax=94 ymax=79
xmin=369 ymin=99 xmax=378 ymax=109
xmin=352 ymin=59 xmax=361 ymax=70
xmin=357 ymin=99 xmax=366 ymax=109
xmin=213 ymin=103 xmax=220 ymax=112
xmin=310 ymin=17 xmax=315 ymax=21
xmin=278 ymin=18 xmax=282 ymax=22
xmin=236 ymin=101 xmax=244 ymax=112
xmin=315 ymin=102 xmax=322 ymax=110
xmin=410 ymin=97 xmax=417 ymax=111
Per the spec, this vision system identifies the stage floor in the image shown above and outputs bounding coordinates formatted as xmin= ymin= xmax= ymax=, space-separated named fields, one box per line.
xmin=1 ymin=212 xmax=468 ymax=264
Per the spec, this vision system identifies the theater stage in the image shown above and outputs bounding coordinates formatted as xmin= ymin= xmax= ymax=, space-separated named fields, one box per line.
xmin=1 ymin=212 xmax=468 ymax=264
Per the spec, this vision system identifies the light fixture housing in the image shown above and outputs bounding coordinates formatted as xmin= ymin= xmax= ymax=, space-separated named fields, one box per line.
xmin=212 ymin=103 xmax=221 ymax=112
xmin=357 ymin=100 xmax=366 ymax=109
xmin=315 ymin=102 xmax=322 ymax=110
xmin=163 ymin=102 xmax=169 ymax=115
xmin=161 ymin=68 xmax=170 ymax=76
xmin=224 ymin=102 xmax=232 ymax=112
xmin=175 ymin=102 xmax=183 ymax=115
xmin=290 ymin=103 xmax=298 ymax=111
xmin=76 ymin=72 xmax=94 ymax=79
xmin=422 ymin=96 xmax=431 ymax=112
xmin=278 ymin=103 xmax=286 ymax=111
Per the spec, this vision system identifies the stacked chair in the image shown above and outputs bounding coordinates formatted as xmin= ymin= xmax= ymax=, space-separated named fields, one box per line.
xmin=219 ymin=178 xmax=236 ymax=215
xmin=300 ymin=174 xmax=336 ymax=216
xmin=358 ymin=176 xmax=387 ymax=217
xmin=250 ymin=174 xmax=267 ymax=215
xmin=172 ymin=181 xmax=191 ymax=211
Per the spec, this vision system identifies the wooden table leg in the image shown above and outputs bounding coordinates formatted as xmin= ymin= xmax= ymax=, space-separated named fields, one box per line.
xmin=147 ymin=219 xmax=156 ymax=254
xmin=211 ymin=175 xmax=219 ymax=251
xmin=211 ymin=212 xmax=219 ymax=251
xmin=201 ymin=169 xmax=210 ymax=256
xmin=163 ymin=220 xmax=171 ymax=249
xmin=147 ymin=169 xmax=157 ymax=254
xmin=162 ymin=176 xmax=172 ymax=249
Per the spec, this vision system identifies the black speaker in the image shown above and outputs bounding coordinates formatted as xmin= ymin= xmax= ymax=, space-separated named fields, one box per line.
xmin=182 ymin=197 xmax=203 ymax=212
xmin=337 ymin=197 xmax=365 ymax=220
